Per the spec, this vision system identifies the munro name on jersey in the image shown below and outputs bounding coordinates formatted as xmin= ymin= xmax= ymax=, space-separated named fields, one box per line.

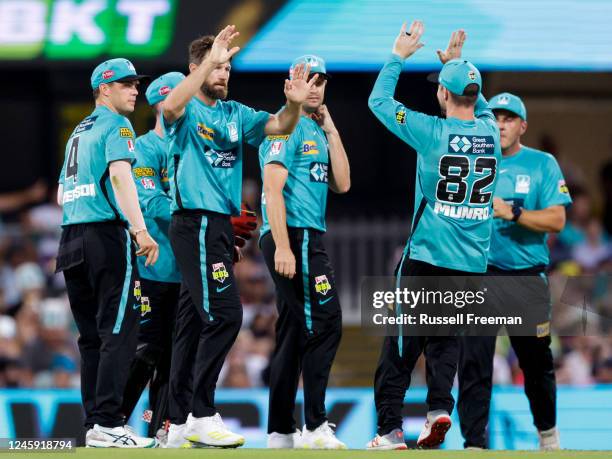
xmin=434 ymin=202 xmax=490 ymax=220
xmin=448 ymin=135 xmax=495 ymax=155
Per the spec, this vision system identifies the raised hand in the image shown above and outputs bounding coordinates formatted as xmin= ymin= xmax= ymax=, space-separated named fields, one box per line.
xmin=284 ymin=64 xmax=319 ymax=105
xmin=311 ymin=104 xmax=338 ymax=135
xmin=436 ymin=29 xmax=466 ymax=64
xmin=392 ymin=20 xmax=425 ymax=59
xmin=208 ymin=25 xmax=241 ymax=65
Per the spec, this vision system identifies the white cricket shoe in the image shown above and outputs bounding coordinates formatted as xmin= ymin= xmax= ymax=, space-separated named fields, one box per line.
xmin=301 ymin=421 xmax=347 ymax=449
xmin=86 ymin=424 xmax=157 ymax=448
xmin=539 ymin=427 xmax=560 ymax=450
xmin=366 ymin=428 xmax=407 ymax=450
xmin=417 ymin=411 xmax=452 ymax=448
xmin=184 ymin=413 xmax=245 ymax=448
xmin=164 ymin=422 xmax=192 ymax=448
xmin=267 ymin=429 xmax=302 ymax=448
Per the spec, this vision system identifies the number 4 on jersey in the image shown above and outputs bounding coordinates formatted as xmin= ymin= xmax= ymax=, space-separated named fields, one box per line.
xmin=66 ymin=137 xmax=79 ymax=182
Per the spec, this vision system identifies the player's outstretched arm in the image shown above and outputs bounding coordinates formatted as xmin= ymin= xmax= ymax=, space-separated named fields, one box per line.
xmin=163 ymin=25 xmax=240 ymax=124
xmin=109 ymin=160 xmax=159 ymax=266
xmin=368 ymin=21 xmax=435 ymax=152
xmin=436 ymin=29 xmax=466 ymax=64
xmin=312 ymin=105 xmax=350 ymax=193
xmin=264 ymin=64 xmax=318 ymax=136
xmin=263 ymin=164 xmax=295 ymax=278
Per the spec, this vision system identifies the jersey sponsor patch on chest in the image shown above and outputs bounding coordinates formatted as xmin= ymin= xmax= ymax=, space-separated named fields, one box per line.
xmin=302 ymin=140 xmax=319 ymax=155
xmin=196 ymin=123 xmax=215 ymax=141
xmin=515 ymin=174 xmax=531 ymax=193
xmin=204 ymin=147 xmax=238 ymax=168
xmin=310 ymin=162 xmax=328 ymax=183
xmin=448 ymin=135 xmax=495 ymax=155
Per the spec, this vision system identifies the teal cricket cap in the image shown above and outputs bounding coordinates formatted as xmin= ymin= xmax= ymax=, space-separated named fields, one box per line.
xmin=289 ymin=54 xmax=330 ymax=79
xmin=489 ymin=92 xmax=527 ymax=120
xmin=90 ymin=58 xmax=149 ymax=90
xmin=429 ymin=59 xmax=482 ymax=96
xmin=145 ymin=72 xmax=185 ymax=106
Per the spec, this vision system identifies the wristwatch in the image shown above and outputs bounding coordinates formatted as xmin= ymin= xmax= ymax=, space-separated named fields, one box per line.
xmin=511 ymin=204 xmax=523 ymax=222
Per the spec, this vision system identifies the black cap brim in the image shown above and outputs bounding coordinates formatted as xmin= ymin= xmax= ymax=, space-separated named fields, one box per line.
xmin=114 ymin=74 xmax=151 ymax=83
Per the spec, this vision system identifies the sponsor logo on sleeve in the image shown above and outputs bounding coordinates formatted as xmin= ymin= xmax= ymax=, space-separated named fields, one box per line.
xmin=141 ymin=178 xmax=155 ymax=189
xmin=302 ymin=140 xmax=319 ymax=155
xmin=133 ymin=167 xmax=156 ymax=178
xmin=270 ymin=141 xmax=283 ymax=156
xmin=558 ymin=179 xmax=569 ymax=194
xmin=161 ymin=167 xmax=169 ymax=183
xmin=448 ymin=135 xmax=495 ymax=154
xmin=196 ymin=123 xmax=215 ymax=141
xmin=119 ymin=127 xmax=133 ymax=138
xmin=310 ymin=162 xmax=328 ymax=183
xmin=395 ymin=109 xmax=406 ymax=125
xmin=127 ymin=139 xmax=135 ymax=152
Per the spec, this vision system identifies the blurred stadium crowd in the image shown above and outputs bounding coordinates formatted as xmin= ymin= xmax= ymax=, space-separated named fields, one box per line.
xmin=0 ymin=141 xmax=611 ymax=391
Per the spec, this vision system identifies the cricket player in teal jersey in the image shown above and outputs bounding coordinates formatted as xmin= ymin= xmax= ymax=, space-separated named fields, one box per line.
xmin=119 ymin=72 xmax=184 ymax=443
xmin=56 ymin=58 xmax=158 ymax=448
xmin=161 ymin=26 xmax=317 ymax=447
xmin=259 ymin=55 xmax=350 ymax=450
xmin=457 ymin=93 xmax=571 ymax=450
xmin=367 ymin=24 xmax=501 ymax=449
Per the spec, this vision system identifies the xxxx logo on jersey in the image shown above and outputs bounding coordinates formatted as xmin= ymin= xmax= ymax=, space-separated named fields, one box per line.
xmin=212 ymin=262 xmax=229 ymax=283
xmin=197 ymin=123 xmax=214 ymax=141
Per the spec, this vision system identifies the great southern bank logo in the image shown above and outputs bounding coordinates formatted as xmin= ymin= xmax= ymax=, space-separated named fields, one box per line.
xmin=449 ymin=135 xmax=472 ymax=153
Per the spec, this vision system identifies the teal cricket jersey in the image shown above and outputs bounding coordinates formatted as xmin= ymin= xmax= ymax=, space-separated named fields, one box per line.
xmin=369 ymin=54 xmax=502 ymax=273
xmin=259 ymin=115 xmax=329 ymax=234
xmin=163 ymin=98 xmax=270 ymax=215
xmin=133 ymin=131 xmax=180 ymax=283
xmin=488 ymin=146 xmax=572 ymax=270
xmin=59 ymin=105 xmax=136 ymax=226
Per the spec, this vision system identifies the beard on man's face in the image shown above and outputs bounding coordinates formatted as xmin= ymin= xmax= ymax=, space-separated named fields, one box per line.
xmin=201 ymin=82 xmax=228 ymax=100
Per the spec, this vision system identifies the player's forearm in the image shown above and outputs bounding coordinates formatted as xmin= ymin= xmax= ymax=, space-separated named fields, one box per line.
xmin=516 ymin=207 xmax=566 ymax=233
xmin=368 ymin=54 xmax=403 ymax=115
xmin=163 ymin=59 xmax=215 ymax=123
xmin=265 ymin=100 xmax=301 ymax=135
xmin=109 ymin=162 xmax=147 ymax=231
xmin=57 ymin=184 xmax=64 ymax=206
xmin=264 ymin=188 xmax=291 ymax=249
xmin=327 ymin=131 xmax=350 ymax=194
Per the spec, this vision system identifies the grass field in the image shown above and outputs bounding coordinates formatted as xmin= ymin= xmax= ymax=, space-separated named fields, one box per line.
xmin=11 ymin=449 xmax=612 ymax=459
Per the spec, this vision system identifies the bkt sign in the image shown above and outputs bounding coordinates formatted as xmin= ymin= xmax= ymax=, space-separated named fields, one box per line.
xmin=0 ymin=0 xmax=176 ymax=59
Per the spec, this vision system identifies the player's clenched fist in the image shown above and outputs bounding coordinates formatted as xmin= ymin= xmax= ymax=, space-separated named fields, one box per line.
xmin=392 ymin=20 xmax=425 ymax=59
xmin=275 ymin=246 xmax=296 ymax=279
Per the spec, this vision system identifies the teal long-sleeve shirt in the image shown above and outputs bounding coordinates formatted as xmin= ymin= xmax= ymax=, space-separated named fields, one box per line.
xmin=368 ymin=54 xmax=501 ymax=273
xmin=133 ymin=130 xmax=180 ymax=283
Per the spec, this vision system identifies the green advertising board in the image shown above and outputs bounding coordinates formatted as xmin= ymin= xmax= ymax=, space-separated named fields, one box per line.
xmin=0 ymin=0 xmax=177 ymax=60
